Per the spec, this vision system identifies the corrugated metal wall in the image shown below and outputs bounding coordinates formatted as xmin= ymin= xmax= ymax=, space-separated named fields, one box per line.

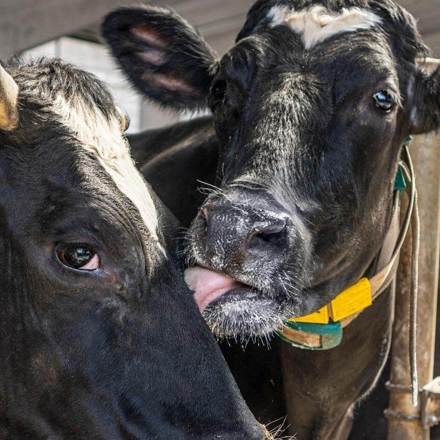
xmin=1 ymin=1 xmax=438 ymax=58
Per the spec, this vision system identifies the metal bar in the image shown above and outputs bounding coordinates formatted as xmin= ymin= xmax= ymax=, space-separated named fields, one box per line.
xmin=387 ymin=131 xmax=440 ymax=439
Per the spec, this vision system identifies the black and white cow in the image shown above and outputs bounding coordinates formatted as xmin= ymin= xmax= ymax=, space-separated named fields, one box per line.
xmin=0 ymin=59 xmax=270 ymax=439
xmin=103 ymin=1 xmax=439 ymax=438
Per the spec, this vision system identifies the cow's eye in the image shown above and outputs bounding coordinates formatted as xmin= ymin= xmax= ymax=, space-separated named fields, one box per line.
xmin=56 ymin=244 xmax=100 ymax=271
xmin=373 ymin=90 xmax=395 ymax=112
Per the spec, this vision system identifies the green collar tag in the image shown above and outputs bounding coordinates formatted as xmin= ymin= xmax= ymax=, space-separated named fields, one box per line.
xmin=394 ymin=136 xmax=412 ymax=192
xmin=276 ymin=321 xmax=343 ymax=350
xmin=394 ymin=166 xmax=406 ymax=192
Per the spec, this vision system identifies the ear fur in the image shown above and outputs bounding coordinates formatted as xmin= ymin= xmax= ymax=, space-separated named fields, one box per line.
xmin=410 ymin=58 xmax=440 ymax=134
xmin=102 ymin=6 xmax=217 ymax=111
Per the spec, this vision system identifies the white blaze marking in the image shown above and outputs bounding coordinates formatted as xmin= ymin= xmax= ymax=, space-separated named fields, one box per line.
xmin=52 ymin=95 xmax=165 ymax=255
xmin=268 ymin=5 xmax=381 ymax=49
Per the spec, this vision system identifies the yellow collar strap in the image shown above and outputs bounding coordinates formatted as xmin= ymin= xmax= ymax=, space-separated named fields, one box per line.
xmin=292 ymin=277 xmax=373 ymax=326
xmin=279 ymin=149 xmax=416 ymax=350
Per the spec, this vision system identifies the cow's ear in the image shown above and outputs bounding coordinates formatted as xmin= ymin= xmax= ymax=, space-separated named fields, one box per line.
xmin=409 ymin=58 xmax=440 ymax=134
xmin=0 ymin=65 xmax=19 ymax=131
xmin=102 ymin=6 xmax=217 ymax=111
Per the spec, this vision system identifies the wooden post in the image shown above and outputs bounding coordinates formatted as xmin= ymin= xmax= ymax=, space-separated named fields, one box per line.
xmin=387 ymin=132 xmax=440 ymax=439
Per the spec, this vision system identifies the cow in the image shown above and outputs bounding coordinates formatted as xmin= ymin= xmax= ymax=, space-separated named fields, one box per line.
xmin=0 ymin=58 xmax=271 ymax=439
xmin=102 ymin=1 xmax=440 ymax=438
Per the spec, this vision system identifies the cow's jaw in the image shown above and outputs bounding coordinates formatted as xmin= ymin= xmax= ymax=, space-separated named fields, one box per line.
xmin=185 ymin=266 xmax=289 ymax=341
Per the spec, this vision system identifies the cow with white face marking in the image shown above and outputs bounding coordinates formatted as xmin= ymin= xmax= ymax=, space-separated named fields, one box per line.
xmin=103 ymin=1 xmax=440 ymax=438
xmin=0 ymin=59 xmax=270 ymax=439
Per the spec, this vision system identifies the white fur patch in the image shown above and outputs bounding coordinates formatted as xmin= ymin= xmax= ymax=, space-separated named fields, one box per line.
xmin=52 ymin=95 xmax=165 ymax=255
xmin=268 ymin=5 xmax=381 ymax=49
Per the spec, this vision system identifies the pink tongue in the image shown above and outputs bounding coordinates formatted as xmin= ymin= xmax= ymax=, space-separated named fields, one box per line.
xmin=184 ymin=266 xmax=240 ymax=312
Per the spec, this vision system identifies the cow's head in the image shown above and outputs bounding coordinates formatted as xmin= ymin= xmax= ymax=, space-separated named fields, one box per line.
xmin=103 ymin=0 xmax=440 ymax=341
xmin=0 ymin=59 xmax=267 ymax=439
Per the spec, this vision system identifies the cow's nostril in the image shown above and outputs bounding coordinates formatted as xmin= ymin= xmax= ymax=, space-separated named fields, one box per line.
xmin=248 ymin=223 xmax=287 ymax=251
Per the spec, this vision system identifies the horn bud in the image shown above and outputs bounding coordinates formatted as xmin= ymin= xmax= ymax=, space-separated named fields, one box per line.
xmin=416 ymin=57 xmax=440 ymax=74
xmin=0 ymin=65 xmax=19 ymax=131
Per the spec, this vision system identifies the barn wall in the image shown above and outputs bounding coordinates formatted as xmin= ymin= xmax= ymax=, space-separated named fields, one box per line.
xmin=399 ymin=0 xmax=440 ymax=55
xmin=6 ymin=0 xmax=440 ymax=131
xmin=0 ymin=0 xmax=136 ymax=59
xmin=0 ymin=0 xmax=438 ymax=60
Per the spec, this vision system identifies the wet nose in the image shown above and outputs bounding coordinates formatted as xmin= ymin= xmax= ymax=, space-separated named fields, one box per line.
xmin=194 ymin=199 xmax=290 ymax=268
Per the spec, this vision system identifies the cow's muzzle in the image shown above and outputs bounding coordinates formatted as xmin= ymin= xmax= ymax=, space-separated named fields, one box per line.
xmin=187 ymin=187 xmax=308 ymax=340
xmin=190 ymin=190 xmax=292 ymax=277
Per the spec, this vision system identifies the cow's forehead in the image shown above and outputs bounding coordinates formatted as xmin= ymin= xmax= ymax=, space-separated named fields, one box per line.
xmin=268 ymin=5 xmax=381 ymax=49
xmin=51 ymin=93 xmax=161 ymax=247
xmin=228 ymin=26 xmax=396 ymax=86
xmin=7 ymin=61 xmax=162 ymax=251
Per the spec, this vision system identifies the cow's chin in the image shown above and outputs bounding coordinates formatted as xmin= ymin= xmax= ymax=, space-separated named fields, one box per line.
xmin=184 ymin=266 xmax=306 ymax=343
xmin=201 ymin=290 xmax=287 ymax=343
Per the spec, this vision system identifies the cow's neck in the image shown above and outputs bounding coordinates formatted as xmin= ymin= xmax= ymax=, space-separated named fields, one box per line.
xmin=278 ymin=137 xmax=414 ymax=351
xmin=281 ymin=288 xmax=394 ymax=439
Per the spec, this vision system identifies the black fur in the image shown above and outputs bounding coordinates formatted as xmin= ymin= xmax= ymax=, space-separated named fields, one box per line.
xmin=0 ymin=59 xmax=264 ymax=439
xmin=411 ymin=66 xmax=440 ymax=133
xmin=104 ymin=1 xmax=440 ymax=438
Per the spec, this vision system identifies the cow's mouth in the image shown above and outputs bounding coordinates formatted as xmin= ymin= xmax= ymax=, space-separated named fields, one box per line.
xmin=184 ymin=266 xmax=256 ymax=312
xmin=185 ymin=266 xmax=287 ymax=340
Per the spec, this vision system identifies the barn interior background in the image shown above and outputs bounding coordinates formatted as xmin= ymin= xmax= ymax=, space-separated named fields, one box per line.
xmin=1 ymin=0 xmax=439 ymax=132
